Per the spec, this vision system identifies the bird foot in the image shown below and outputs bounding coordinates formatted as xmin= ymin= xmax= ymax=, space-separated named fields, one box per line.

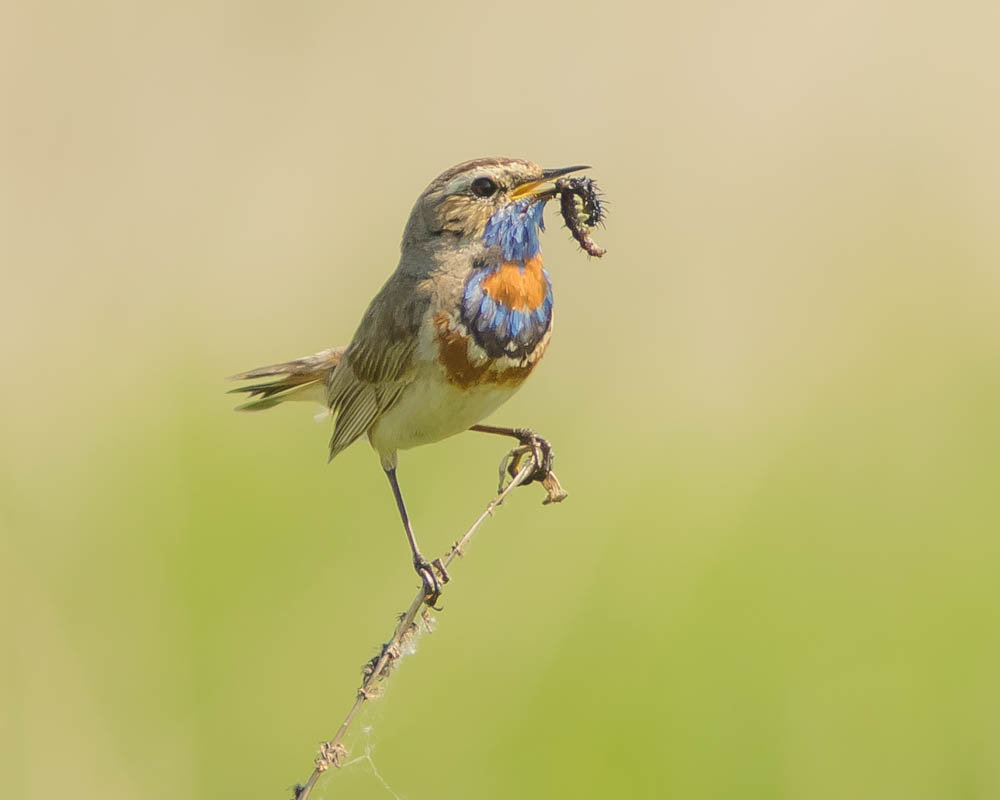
xmin=498 ymin=428 xmax=552 ymax=484
xmin=415 ymin=557 xmax=449 ymax=607
xmin=497 ymin=430 xmax=568 ymax=503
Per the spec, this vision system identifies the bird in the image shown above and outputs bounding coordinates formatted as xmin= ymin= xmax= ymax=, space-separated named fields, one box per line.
xmin=230 ymin=157 xmax=591 ymax=605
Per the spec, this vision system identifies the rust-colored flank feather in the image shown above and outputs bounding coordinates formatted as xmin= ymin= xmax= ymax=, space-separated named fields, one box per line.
xmin=433 ymin=313 xmax=538 ymax=389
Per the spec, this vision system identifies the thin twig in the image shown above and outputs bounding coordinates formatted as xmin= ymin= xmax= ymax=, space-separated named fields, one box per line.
xmin=290 ymin=452 xmax=565 ymax=800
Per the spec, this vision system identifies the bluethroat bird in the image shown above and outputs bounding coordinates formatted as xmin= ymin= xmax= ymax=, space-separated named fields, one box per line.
xmin=230 ymin=158 xmax=594 ymax=604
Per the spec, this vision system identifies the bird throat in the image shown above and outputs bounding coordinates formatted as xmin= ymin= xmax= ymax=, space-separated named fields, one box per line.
xmin=481 ymin=197 xmax=546 ymax=262
xmin=459 ymin=199 xmax=553 ymax=360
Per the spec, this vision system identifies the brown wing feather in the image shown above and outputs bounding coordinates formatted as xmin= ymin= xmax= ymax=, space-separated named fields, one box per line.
xmin=326 ymin=274 xmax=429 ymax=460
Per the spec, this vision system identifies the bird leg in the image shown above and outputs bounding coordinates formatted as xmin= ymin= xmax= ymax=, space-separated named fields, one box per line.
xmin=469 ymin=425 xmax=566 ymax=503
xmin=384 ymin=468 xmax=448 ymax=606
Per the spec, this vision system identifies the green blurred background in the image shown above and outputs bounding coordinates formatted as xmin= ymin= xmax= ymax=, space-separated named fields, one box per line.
xmin=3 ymin=1 xmax=999 ymax=798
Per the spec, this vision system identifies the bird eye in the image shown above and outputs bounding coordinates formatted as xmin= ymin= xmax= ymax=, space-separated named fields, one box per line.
xmin=470 ymin=177 xmax=498 ymax=198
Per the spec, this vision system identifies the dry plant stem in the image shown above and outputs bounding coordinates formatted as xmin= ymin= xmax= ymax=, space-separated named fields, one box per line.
xmin=291 ymin=454 xmax=557 ymax=800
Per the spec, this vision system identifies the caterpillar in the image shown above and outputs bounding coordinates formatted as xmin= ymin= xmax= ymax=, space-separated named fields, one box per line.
xmin=556 ymin=176 xmax=606 ymax=257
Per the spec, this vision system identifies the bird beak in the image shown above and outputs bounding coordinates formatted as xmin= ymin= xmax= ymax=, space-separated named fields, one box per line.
xmin=510 ymin=165 xmax=590 ymax=200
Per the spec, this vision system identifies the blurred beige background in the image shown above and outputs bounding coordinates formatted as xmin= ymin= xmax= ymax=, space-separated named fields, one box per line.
xmin=3 ymin=1 xmax=999 ymax=798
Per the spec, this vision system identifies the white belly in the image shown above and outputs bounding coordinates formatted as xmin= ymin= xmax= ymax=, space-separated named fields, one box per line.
xmin=368 ymin=364 xmax=519 ymax=456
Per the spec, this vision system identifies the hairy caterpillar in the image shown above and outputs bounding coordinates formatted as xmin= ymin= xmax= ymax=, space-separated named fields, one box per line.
xmin=556 ymin=176 xmax=606 ymax=257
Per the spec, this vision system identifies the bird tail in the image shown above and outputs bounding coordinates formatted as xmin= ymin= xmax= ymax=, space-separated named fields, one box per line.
xmin=228 ymin=346 xmax=346 ymax=411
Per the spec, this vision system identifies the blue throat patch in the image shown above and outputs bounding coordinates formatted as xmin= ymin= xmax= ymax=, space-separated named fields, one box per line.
xmin=481 ymin=198 xmax=547 ymax=263
xmin=461 ymin=270 xmax=553 ymax=359
xmin=459 ymin=198 xmax=553 ymax=360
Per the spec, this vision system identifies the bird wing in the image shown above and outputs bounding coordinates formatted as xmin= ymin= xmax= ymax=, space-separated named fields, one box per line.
xmin=326 ymin=274 xmax=429 ymax=460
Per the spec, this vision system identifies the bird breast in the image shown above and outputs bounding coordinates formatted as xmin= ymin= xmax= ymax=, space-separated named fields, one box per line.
xmin=459 ymin=256 xmax=553 ymax=358
xmin=430 ymin=255 xmax=553 ymax=389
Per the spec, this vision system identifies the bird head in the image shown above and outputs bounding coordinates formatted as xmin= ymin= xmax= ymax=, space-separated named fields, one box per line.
xmin=403 ymin=158 xmax=589 ymax=260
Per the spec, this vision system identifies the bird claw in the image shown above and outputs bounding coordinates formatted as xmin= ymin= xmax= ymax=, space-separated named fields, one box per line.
xmin=415 ymin=557 xmax=448 ymax=607
xmin=497 ymin=429 xmax=566 ymax=503
xmin=508 ymin=429 xmax=553 ymax=483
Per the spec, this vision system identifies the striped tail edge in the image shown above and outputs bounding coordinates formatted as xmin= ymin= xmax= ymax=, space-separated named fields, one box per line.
xmin=227 ymin=346 xmax=346 ymax=411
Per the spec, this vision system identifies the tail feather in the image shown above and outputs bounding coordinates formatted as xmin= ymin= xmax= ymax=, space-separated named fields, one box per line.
xmin=228 ymin=346 xmax=346 ymax=412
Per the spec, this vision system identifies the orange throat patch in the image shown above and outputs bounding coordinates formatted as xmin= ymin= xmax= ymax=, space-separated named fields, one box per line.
xmin=479 ymin=255 xmax=547 ymax=310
